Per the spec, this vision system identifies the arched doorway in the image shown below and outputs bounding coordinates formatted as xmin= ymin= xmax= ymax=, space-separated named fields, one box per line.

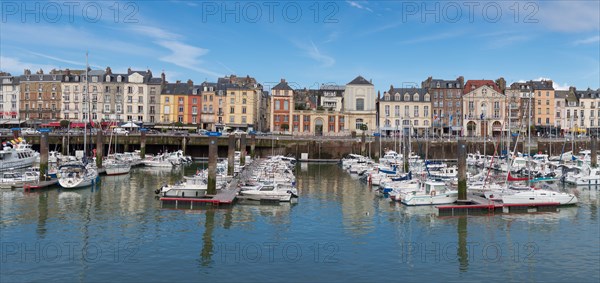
xmin=314 ymin=118 xmax=324 ymax=136
xmin=492 ymin=121 xmax=502 ymax=137
xmin=467 ymin=121 xmax=477 ymax=137
xmin=480 ymin=121 xmax=488 ymax=137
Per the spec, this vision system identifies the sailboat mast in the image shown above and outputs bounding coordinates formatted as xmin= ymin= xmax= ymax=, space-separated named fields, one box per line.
xmin=84 ymin=51 xmax=89 ymax=159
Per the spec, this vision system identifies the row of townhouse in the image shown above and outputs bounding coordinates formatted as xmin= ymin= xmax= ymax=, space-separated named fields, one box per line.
xmin=1 ymin=68 xmax=598 ymax=136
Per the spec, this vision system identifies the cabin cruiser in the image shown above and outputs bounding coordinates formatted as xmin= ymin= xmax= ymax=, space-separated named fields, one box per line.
xmin=0 ymin=139 xmax=39 ymax=172
xmin=239 ymin=183 xmax=298 ymax=202
xmin=563 ymin=166 xmax=600 ymax=186
xmin=105 ymin=160 xmax=131 ymax=176
xmin=156 ymin=175 xmax=209 ymax=198
xmin=143 ymin=154 xmax=174 ymax=167
xmin=400 ymin=181 xmax=458 ymax=206
xmin=502 ymin=188 xmax=578 ymax=205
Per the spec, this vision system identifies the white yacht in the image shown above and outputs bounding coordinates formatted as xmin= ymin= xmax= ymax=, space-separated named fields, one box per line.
xmin=240 ymin=183 xmax=298 ymax=202
xmin=143 ymin=154 xmax=174 ymax=167
xmin=157 ymin=175 xmax=209 ymax=198
xmin=105 ymin=161 xmax=131 ymax=176
xmin=58 ymin=163 xmax=99 ymax=188
xmin=0 ymin=139 xmax=39 ymax=172
xmin=400 ymin=181 xmax=458 ymax=206
xmin=502 ymin=189 xmax=578 ymax=205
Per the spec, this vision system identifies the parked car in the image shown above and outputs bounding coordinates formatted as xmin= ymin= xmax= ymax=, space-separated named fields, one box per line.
xmin=232 ymin=129 xmax=246 ymax=135
xmin=21 ymin=128 xmax=38 ymax=135
xmin=197 ymin=129 xmax=208 ymax=135
xmin=112 ymin=127 xmax=129 ymax=135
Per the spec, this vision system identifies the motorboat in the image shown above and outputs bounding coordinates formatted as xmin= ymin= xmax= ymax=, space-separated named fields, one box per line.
xmin=0 ymin=139 xmax=39 ymax=172
xmin=400 ymin=181 xmax=458 ymax=206
xmin=502 ymin=189 xmax=578 ymax=205
xmin=240 ymin=183 xmax=298 ymax=202
xmin=143 ymin=154 xmax=174 ymax=167
xmin=156 ymin=175 xmax=209 ymax=198
xmin=105 ymin=161 xmax=131 ymax=176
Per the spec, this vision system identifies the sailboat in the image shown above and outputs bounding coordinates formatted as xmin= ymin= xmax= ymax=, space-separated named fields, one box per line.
xmin=58 ymin=52 xmax=99 ymax=188
xmin=105 ymin=124 xmax=131 ymax=176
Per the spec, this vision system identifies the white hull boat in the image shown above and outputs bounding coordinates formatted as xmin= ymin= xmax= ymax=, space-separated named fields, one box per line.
xmin=105 ymin=162 xmax=131 ymax=176
xmin=502 ymin=189 xmax=578 ymax=205
xmin=58 ymin=164 xmax=99 ymax=189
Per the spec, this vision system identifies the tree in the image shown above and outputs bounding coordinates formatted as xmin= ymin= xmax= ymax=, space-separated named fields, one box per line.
xmin=60 ymin=119 xmax=70 ymax=129
xmin=281 ymin=124 xmax=289 ymax=131
xmin=359 ymin=124 xmax=368 ymax=131
xmin=174 ymin=121 xmax=183 ymax=128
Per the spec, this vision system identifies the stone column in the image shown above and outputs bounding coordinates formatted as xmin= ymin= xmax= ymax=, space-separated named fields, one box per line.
xmin=39 ymin=132 xmax=49 ymax=181
xmin=374 ymin=135 xmax=380 ymax=161
xmin=240 ymin=133 xmax=247 ymax=166
xmin=592 ymin=136 xmax=598 ymax=168
xmin=140 ymin=131 xmax=146 ymax=159
xmin=457 ymin=139 xmax=467 ymax=201
xmin=95 ymin=130 xmax=104 ymax=168
xmin=181 ymin=136 xmax=187 ymax=155
xmin=62 ymin=135 xmax=67 ymax=155
xmin=207 ymin=136 xmax=217 ymax=195
xmin=227 ymin=134 xmax=235 ymax=176
xmin=250 ymin=134 xmax=256 ymax=158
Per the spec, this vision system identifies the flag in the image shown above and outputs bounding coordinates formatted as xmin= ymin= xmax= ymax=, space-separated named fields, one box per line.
xmin=449 ymin=115 xmax=453 ymax=121
xmin=480 ymin=113 xmax=484 ymax=120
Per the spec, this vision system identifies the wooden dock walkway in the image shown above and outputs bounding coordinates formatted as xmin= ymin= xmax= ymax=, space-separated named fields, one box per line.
xmin=437 ymin=193 xmax=560 ymax=216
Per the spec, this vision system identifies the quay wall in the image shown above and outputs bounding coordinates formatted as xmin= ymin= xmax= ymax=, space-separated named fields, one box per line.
xmin=15 ymin=135 xmax=592 ymax=160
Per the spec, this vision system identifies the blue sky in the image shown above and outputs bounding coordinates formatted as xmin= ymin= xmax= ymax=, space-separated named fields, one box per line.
xmin=1 ymin=1 xmax=598 ymax=92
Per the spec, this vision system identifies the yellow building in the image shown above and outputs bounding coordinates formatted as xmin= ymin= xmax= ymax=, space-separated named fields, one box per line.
xmin=529 ymin=80 xmax=555 ymax=134
xmin=160 ymin=81 xmax=193 ymax=124
xmin=224 ymin=87 xmax=260 ymax=131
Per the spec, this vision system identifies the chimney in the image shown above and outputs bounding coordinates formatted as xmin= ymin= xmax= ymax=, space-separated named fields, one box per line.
xmin=65 ymin=68 xmax=71 ymax=76
xmin=127 ymin=67 xmax=132 ymax=74
xmin=105 ymin=67 xmax=112 ymax=75
xmin=161 ymin=72 xmax=166 ymax=84
xmin=36 ymin=68 xmax=44 ymax=74
xmin=176 ymin=80 xmax=181 ymax=84
xmin=187 ymin=79 xmax=193 ymax=87
xmin=24 ymin=69 xmax=31 ymax=75
xmin=390 ymin=84 xmax=394 ymax=92
xmin=280 ymin=78 xmax=286 ymax=83
xmin=457 ymin=76 xmax=464 ymax=86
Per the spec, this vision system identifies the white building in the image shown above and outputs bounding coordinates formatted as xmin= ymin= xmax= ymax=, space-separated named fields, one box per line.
xmin=344 ymin=76 xmax=377 ymax=133
xmin=0 ymin=74 xmax=20 ymax=122
xmin=462 ymin=85 xmax=506 ymax=137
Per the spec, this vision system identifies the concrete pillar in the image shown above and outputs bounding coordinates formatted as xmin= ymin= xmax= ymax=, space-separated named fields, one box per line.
xmin=181 ymin=137 xmax=187 ymax=155
xmin=12 ymin=129 xmax=19 ymax=140
xmin=140 ymin=131 xmax=146 ymax=159
xmin=62 ymin=135 xmax=67 ymax=155
xmin=95 ymin=130 xmax=104 ymax=168
xmin=457 ymin=139 xmax=467 ymax=201
xmin=592 ymin=136 xmax=598 ymax=168
xmin=374 ymin=135 xmax=380 ymax=161
xmin=227 ymin=134 xmax=235 ymax=176
xmin=39 ymin=132 xmax=49 ymax=181
xmin=207 ymin=136 xmax=217 ymax=195
xmin=403 ymin=134 xmax=409 ymax=173
xmin=250 ymin=134 xmax=256 ymax=158
xmin=361 ymin=132 xmax=366 ymax=156
xmin=123 ymin=138 xmax=129 ymax=152
xmin=240 ymin=133 xmax=247 ymax=166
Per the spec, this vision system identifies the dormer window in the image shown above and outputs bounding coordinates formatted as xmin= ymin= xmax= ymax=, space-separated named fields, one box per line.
xmin=436 ymin=82 xmax=440 ymax=88
xmin=394 ymin=93 xmax=400 ymax=101
xmin=75 ymin=75 xmax=79 ymax=81
xmin=106 ymin=75 xmax=111 ymax=82
xmin=65 ymin=77 xmax=69 ymax=82
xmin=117 ymin=76 xmax=122 ymax=82
xmin=404 ymin=94 xmax=410 ymax=101
xmin=413 ymin=93 xmax=419 ymax=101
xmin=39 ymin=75 xmax=43 ymax=80
xmin=424 ymin=94 xmax=430 ymax=102
xmin=384 ymin=93 xmax=390 ymax=101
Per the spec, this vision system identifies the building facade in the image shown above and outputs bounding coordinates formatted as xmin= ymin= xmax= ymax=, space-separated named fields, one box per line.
xmin=344 ymin=76 xmax=376 ymax=134
xmin=462 ymin=84 xmax=506 ymax=137
xmin=530 ymin=80 xmax=555 ymax=134
xmin=0 ymin=73 xmax=20 ymax=122
xmin=576 ymin=88 xmax=600 ymax=135
xmin=19 ymin=69 xmax=62 ymax=124
xmin=380 ymin=87 xmax=432 ymax=136
xmin=421 ymin=76 xmax=464 ymax=135
xmin=270 ymin=79 xmax=294 ymax=133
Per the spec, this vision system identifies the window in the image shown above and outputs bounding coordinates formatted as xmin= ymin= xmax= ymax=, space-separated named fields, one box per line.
xmin=356 ymin=98 xmax=364 ymax=111
xmin=424 ymin=106 xmax=429 ymax=117
xmin=304 ymin=115 xmax=310 ymax=122
xmin=128 ymin=87 xmax=133 ymax=94
xmin=179 ymin=116 xmax=184 ymax=123
xmin=165 ymin=97 xmax=170 ymax=103
xmin=394 ymin=106 xmax=400 ymax=116
xmin=538 ymin=118 xmax=541 ymax=124
xmin=178 ymin=106 xmax=183 ymax=113
xmin=275 ymin=101 xmax=280 ymax=110
xmin=556 ymin=111 xmax=561 ymax=118
xmin=192 ymin=106 xmax=197 ymax=114
xmin=283 ymin=116 xmax=289 ymax=122
xmin=275 ymin=116 xmax=280 ymax=122
xmin=242 ymin=98 xmax=246 ymax=104
xmin=179 ymin=97 xmax=184 ymax=104
xmin=355 ymin=118 xmax=364 ymax=130
xmin=546 ymin=118 xmax=550 ymax=124
xmin=546 ymin=108 xmax=549 ymax=114
xmin=404 ymin=106 xmax=409 ymax=117
xmin=385 ymin=105 xmax=390 ymax=116
xmin=242 ymin=107 xmax=246 ymax=114
xmin=192 ymin=116 xmax=197 ymax=124
xmin=414 ymin=120 xmax=418 ymax=126
xmin=230 ymin=98 xmax=234 ymax=104
xmin=242 ymin=116 xmax=247 ymax=123
xmin=414 ymin=106 xmax=419 ymax=117
xmin=139 ymin=96 xmax=143 ymax=103
xmin=284 ymin=101 xmax=289 ymax=110
xmin=127 ymin=105 xmax=132 ymax=113
xmin=138 ymin=87 xmax=143 ymax=94
xmin=128 ymin=96 xmax=132 ymax=103
xmin=104 ymin=104 xmax=110 ymax=112
xmin=404 ymin=94 xmax=410 ymax=101
xmin=230 ymin=107 xmax=234 ymax=114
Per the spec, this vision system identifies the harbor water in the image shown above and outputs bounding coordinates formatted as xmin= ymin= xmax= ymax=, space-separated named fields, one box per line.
xmin=1 ymin=163 xmax=599 ymax=282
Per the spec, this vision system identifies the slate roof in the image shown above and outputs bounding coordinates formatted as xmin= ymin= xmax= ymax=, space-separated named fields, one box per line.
xmin=347 ymin=76 xmax=372 ymax=85
xmin=0 ymin=76 xmax=20 ymax=85
xmin=272 ymin=80 xmax=293 ymax=91
xmin=383 ymin=88 xmax=429 ymax=102
xmin=161 ymin=83 xmax=193 ymax=95
xmin=527 ymin=80 xmax=554 ymax=90
xmin=19 ymin=74 xmax=63 ymax=82
xmin=464 ymin=80 xmax=501 ymax=94
xmin=577 ymin=88 xmax=600 ymax=99
xmin=555 ymin=90 xmax=568 ymax=99
xmin=422 ymin=79 xmax=462 ymax=89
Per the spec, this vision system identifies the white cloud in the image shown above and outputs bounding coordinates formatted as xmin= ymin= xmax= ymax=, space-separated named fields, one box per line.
xmin=399 ymin=31 xmax=463 ymax=44
xmin=295 ymin=41 xmax=335 ymax=68
xmin=574 ymin=36 xmax=600 ymax=45
xmin=538 ymin=2 xmax=600 ymax=32
xmin=26 ymin=51 xmax=103 ymax=69
xmin=155 ymin=41 xmax=221 ymax=78
xmin=0 ymin=56 xmax=57 ymax=75
xmin=129 ymin=26 xmax=182 ymax=41
xmin=346 ymin=1 xmax=373 ymax=12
